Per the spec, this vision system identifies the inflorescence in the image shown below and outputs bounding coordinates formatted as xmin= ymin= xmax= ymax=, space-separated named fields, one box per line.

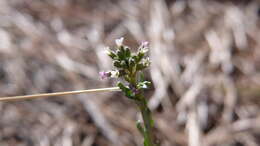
xmin=100 ymin=38 xmax=158 ymax=146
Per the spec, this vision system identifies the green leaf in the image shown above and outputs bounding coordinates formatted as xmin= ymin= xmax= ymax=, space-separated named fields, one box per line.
xmin=117 ymin=82 xmax=134 ymax=99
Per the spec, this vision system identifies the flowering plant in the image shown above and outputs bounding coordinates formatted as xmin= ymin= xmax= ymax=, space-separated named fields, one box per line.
xmin=100 ymin=38 xmax=158 ymax=146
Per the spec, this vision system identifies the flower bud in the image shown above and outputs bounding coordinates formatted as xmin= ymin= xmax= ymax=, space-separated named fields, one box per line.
xmin=106 ymin=49 xmax=117 ymax=59
xmin=120 ymin=60 xmax=128 ymax=69
xmin=113 ymin=60 xmax=121 ymax=68
xmin=125 ymin=47 xmax=131 ymax=58
xmin=138 ymin=41 xmax=149 ymax=54
xmin=129 ymin=58 xmax=135 ymax=67
xmin=110 ymin=70 xmax=120 ymax=78
xmin=143 ymin=57 xmax=151 ymax=67
xmin=141 ymin=41 xmax=149 ymax=48
xmin=139 ymin=47 xmax=149 ymax=54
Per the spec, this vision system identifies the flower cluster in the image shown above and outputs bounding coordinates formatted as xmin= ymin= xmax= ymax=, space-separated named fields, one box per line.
xmin=100 ymin=37 xmax=151 ymax=100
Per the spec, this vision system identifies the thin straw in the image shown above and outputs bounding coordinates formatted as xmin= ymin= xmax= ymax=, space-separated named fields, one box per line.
xmin=0 ymin=87 xmax=120 ymax=102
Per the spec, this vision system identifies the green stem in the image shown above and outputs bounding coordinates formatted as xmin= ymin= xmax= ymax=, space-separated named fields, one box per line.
xmin=131 ymin=70 xmax=156 ymax=146
xmin=136 ymin=93 xmax=155 ymax=146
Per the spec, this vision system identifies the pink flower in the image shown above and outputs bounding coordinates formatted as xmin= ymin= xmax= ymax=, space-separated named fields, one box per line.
xmin=99 ymin=71 xmax=110 ymax=79
xmin=141 ymin=41 xmax=149 ymax=48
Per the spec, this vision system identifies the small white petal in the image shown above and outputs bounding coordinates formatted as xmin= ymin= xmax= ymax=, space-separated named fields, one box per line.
xmin=110 ymin=70 xmax=119 ymax=78
xmin=115 ymin=37 xmax=124 ymax=47
xmin=140 ymin=47 xmax=149 ymax=53
xmin=105 ymin=50 xmax=111 ymax=55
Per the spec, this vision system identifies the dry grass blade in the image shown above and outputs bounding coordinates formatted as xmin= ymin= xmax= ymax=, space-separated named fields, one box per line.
xmin=0 ymin=87 xmax=120 ymax=102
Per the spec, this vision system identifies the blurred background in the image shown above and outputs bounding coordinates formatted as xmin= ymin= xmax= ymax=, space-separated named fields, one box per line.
xmin=0 ymin=0 xmax=259 ymax=146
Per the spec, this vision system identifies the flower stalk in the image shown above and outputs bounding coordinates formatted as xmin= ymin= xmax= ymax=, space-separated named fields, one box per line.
xmin=101 ymin=38 xmax=157 ymax=146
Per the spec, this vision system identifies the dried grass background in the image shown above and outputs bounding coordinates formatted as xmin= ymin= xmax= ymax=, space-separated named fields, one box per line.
xmin=0 ymin=0 xmax=259 ymax=146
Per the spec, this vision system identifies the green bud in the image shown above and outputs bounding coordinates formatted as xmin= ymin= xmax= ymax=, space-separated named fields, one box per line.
xmin=132 ymin=55 xmax=138 ymax=62
xmin=125 ymin=47 xmax=131 ymax=58
xmin=129 ymin=58 xmax=135 ymax=67
xmin=136 ymin=63 xmax=147 ymax=70
xmin=105 ymin=49 xmax=117 ymax=59
xmin=118 ymin=70 xmax=126 ymax=77
xmin=137 ymin=52 xmax=145 ymax=61
xmin=136 ymin=57 xmax=150 ymax=70
xmin=120 ymin=60 xmax=128 ymax=69
xmin=116 ymin=49 xmax=125 ymax=60
xmin=113 ymin=60 xmax=121 ymax=68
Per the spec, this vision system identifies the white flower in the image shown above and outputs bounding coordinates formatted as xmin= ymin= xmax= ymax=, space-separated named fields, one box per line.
xmin=139 ymin=41 xmax=149 ymax=54
xmin=110 ymin=70 xmax=119 ymax=78
xmin=143 ymin=57 xmax=151 ymax=66
xmin=140 ymin=47 xmax=149 ymax=54
xmin=115 ymin=37 xmax=124 ymax=47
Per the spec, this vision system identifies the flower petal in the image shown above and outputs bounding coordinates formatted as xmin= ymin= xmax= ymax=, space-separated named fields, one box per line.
xmin=115 ymin=37 xmax=124 ymax=47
